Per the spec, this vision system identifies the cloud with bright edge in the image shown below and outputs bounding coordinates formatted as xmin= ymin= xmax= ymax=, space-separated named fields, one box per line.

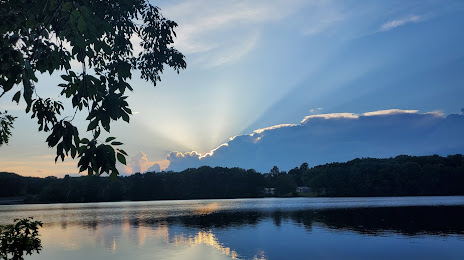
xmin=164 ymin=109 xmax=464 ymax=173
xmin=117 ymin=152 xmax=164 ymax=175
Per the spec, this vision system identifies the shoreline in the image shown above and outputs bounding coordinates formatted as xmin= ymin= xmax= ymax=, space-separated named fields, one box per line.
xmin=2 ymin=194 xmax=463 ymax=206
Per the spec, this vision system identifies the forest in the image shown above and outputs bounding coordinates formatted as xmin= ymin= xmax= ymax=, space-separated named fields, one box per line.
xmin=1 ymin=154 xmax=463 ymax=203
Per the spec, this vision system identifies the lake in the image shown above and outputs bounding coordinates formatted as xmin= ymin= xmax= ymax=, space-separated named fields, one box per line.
xmin=1 ymin=196 xmax=464 ymax=260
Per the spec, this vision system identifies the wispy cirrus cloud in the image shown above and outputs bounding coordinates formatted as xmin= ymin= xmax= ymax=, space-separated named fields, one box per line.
xmin=208 ymin=32 xmax=259 ymax=67
xmin=379 ymin=15 xmax=423 ymax=32
xmin=159 ymin=0 xmax=311 ymax=66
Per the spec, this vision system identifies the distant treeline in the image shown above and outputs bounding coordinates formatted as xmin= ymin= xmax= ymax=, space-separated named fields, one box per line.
xmin=1 ymin=154 xmax=463 ymax=203
xmin=304 ymin=154 xmax=464 ymax=197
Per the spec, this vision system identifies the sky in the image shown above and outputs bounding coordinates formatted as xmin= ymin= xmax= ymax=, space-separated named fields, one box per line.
xmin=1 ymin=0 xmax=464 ymax=177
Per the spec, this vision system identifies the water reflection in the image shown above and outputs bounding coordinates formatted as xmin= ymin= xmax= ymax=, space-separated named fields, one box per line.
xmin=167 ymin=206 xmax=464 ymax=236
xmin=36 ymin=220 xmax=247 ymax=259
xmin=194 ymin=202 xmax=220 ymax=215
xmin=173 ymin=230 xmax=239 ymax=259
xmin=1 ymin=197 xmax=464 ymax=260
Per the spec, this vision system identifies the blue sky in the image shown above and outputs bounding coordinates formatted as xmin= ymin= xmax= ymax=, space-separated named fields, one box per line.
xmin=1 ymin=0 xmax=464 ymax=176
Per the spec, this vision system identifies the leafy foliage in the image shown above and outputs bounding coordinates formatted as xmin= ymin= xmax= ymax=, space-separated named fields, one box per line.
xmin=0 ymin=0 xmax=186 ymax=176
xmin=0 ymin=111 xmax=16 ymax=146
xmin=0 ymin=218 xmax=43 ymax=260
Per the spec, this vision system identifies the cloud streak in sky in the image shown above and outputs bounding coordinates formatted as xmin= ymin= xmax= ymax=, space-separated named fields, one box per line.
xmin=379 ymin=15 xmax=423 ymax=32
xmin=165 ymin=109 xmax=464 ymax=173
xmin=160 ymin=0 xmax=312 ymax=66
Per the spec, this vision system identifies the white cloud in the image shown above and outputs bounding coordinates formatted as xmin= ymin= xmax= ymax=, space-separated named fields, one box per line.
xmin=301 ymin=113 xmax=358 ymax=122
xmin=254 ymin=124 xmax=297 ymax=134
xmin=159 ymin=0 xmax=311 ymax=65
xmin=309 ymin=108 xmax=323 ymax=113
xmin=165 ymin=109 xmax=464 ymax=172
xmin=300 ymin=3 xmax=345 ymax=36
xmin=117 ymin=152 xmax=165 ymax=175
xmin=363 ymin=109 xmax=418 ymax=116
xmin=165 ymin=151 xmax=201 ymax=172
xmin=208 ymin=33 xmax=259 ymax=67
xmin=379 ymin=15 xmax=423 ymax=32
xmin=147 ymin=163 xmax=161 ymax=173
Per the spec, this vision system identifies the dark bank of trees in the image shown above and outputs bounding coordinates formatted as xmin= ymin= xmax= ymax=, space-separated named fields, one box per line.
xmin=1 ymin=154 xmax=463 ymax=203
xmin=304 ymin=154 xmax=464 ymax=197
xmin=0 ymin=167 xmax=266 ymax=203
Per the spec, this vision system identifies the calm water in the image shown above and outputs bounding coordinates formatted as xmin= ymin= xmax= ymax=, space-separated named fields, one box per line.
xmin=1 ymin=196 xmax=464 ymax=260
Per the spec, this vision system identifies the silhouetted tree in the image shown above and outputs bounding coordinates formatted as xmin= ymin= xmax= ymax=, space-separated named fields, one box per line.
xmin=0 ymin=218 xmax=42 ymax=260
xmin=0 ymin=111 xmax=16 ymax=146
xmin=269 ymin=166 xmax=280 ymax=177
xmin=0 ymin=0 xmax=186 ymax=176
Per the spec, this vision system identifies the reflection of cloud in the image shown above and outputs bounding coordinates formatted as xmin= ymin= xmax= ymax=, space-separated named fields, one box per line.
xmin=166 ymin=109 xmax=464 ymax=172
xmin=40 ymin=225 xmax=82 ymax=250
xmin=41 ymin=219 xmax=246 ymax=259
xmin=174 ymin=230 xmax=240 ymax=259
xmin=153 ymin=221 xmax=170 ymax=241
xmin=379 ymin=15 xmax=422 ymax=32
xmin=194 ymin=203 xmax=220 ymax=215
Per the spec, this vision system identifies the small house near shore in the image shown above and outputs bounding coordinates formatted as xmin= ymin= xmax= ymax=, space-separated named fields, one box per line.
xmin=264 ymin=188 xmax=275 ymax=195
xmin=296 ymin=186 xmax=311 ymax=194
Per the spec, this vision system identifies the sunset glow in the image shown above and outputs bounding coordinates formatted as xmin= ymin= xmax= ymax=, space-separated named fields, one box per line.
xmin=1 ymin=0 xmax=464 ymax=176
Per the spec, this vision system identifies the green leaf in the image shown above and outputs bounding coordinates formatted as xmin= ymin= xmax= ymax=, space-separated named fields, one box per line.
xmin=22 ymin=78 xmax=33 ymax=105
xmin=102 ymin=44 xmax=111 ymax=55
xmin=117 ymin=153 xmax=126 ymax=165
xmin=105 ymin=137 xmax=116 ymax=142
xmin=78 ymin=16 xmax=86 ymax=32
xmin=80 ymin=6 xmax=91 ymax=17
xmin=111 ymin=168 xmax=119 ymax=177
xmin=61 ymin=2 xmax=72 ymax=12
xmin=71 ymin=146 xmax=77 ymax=158
xmin=60 ymin=75 xmax=72 ymax=81
xmin=87 ymin=120 xmax=98 ymax=131
xmin=94 ymin=127 xmax=101 ymax=138
xmin=71 ymin=9 xmax=80 ymax=19
xmin=121 ymin=112 xmax=130 ymax=123
xmin=12 ymin=91 xmax=21 ymax=103
xmin=111 ymin=141 xmax=123 ymax=146
xmin=117 ymin=149 xmax=128 ymax=156
xmin=80 ymin=138 xmax=89 ymax=144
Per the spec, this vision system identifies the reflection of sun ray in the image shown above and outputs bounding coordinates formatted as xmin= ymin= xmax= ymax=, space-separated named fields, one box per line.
xmin=39 ymin=207 xmax=267 ymax=260
xmin=153 ymin=221 xmax=170 ymax=241
xmin=112 ymin=238 xmax=117 ymax=252
xmin=194 ymin=202 xmax=219 ymax=215
xmin=253 ymin=249 xmax=267 ymax=260
xmin=138 ymin=228 xmax=148 ymax=247
xmin=173 ymin=230 xmax=240 ymax=259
